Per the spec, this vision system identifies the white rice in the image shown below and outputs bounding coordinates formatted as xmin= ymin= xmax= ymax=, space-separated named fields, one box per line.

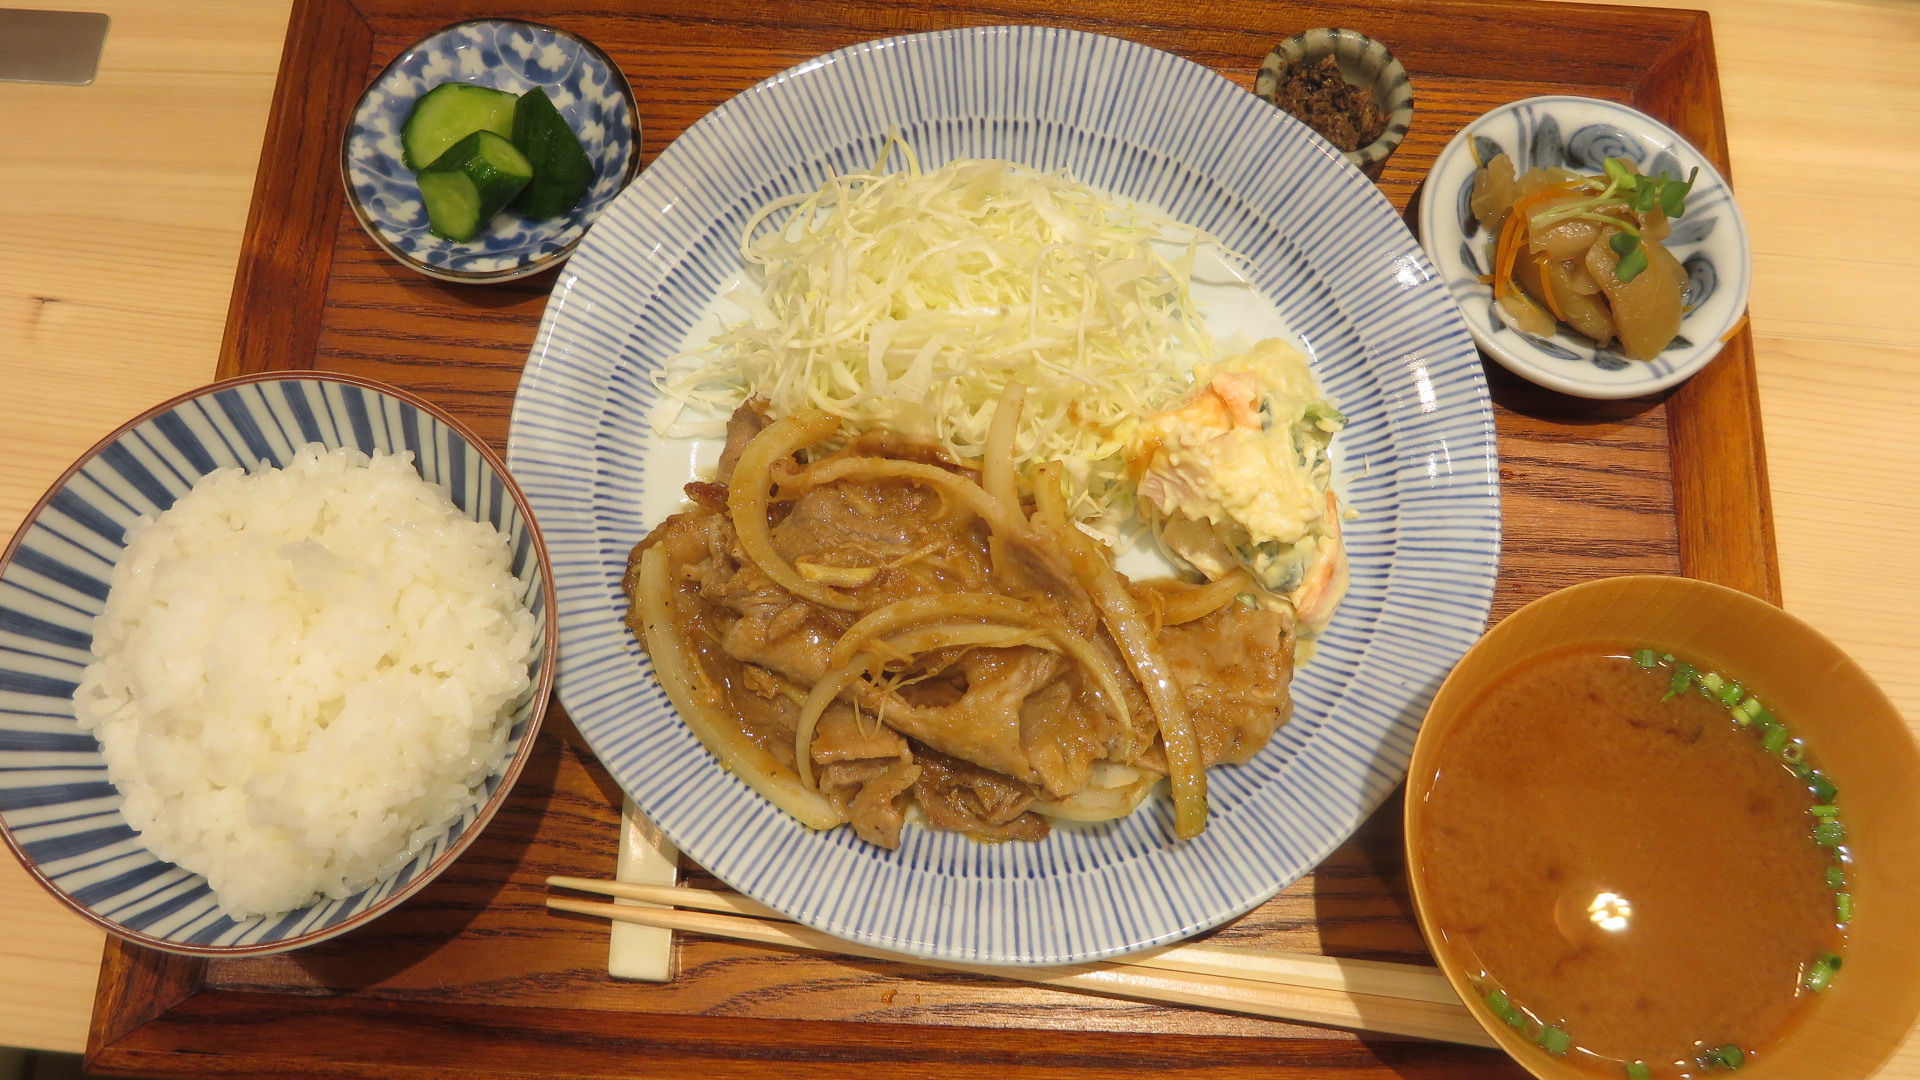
xmin=73 ymin=444 xmax=538 ymax=919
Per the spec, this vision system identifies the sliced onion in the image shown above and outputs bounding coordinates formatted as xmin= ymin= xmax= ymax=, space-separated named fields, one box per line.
xmin=791 ymin=456 xmax=1034 ymax=545
xmin=1158 ymin=568 xmax=1254 ymax=626
xmin=830 ymin=593 xmax=1131 ymax=733
xmin=793 ymin=659 xmax=871 ymax=791
xmin=794 ymin=557 xmax=882 ymax=587
xmin=874 ymin=623 xmax=1053 ymax=662
xmin=727 ymin=410 xmax=860 ymax=611
xmin=634 ymin=546 xmax=845 ymax=828
xmin=982 ymin=381 xmax=1028 ymax=523
xmin=1032 ymin=461 xmax=1208 ymax=839
xmin=1032 ymin=764 xmax=1163 ymax=821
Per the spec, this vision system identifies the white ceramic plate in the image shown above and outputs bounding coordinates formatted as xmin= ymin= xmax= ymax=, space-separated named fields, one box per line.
xmin=509 ymin=25 xmax=1500 ymax=965
xmin=1417 ymin=95 xmax=1751 ymax=399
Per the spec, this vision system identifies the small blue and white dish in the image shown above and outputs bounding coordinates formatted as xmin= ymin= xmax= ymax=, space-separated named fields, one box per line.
xmin=341 ymin=19 xmax=641 ymax=284
xmin=0 ymin=373 xmax=557 ymax=954
xmin=1254 ymin=27 xmax=1414 ymax=177
xmin=1418 ymin=95 xmax=1751 ymax=399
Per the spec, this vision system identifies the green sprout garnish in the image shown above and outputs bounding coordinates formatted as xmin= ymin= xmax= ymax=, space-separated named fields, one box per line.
xmin=1529 ymin=158 xmax=1699 ymax=283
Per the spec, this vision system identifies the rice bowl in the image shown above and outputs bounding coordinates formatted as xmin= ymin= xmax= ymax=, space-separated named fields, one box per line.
xmin=0 ymin=373 xmax=556 ymax=955
xmin=74 ymin=444 xmax=540 ymax=919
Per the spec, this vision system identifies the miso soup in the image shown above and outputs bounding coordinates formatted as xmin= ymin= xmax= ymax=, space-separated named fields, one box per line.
xmin=1414 ymin=648 xmax=1849 ymax=1077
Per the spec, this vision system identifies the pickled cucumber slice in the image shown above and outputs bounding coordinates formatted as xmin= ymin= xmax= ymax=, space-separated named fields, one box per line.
xmin=417 ymin=130 xmax=533 ymax=242
xmin=402 ymin=82 xmax=518 ymax=172
xmin=509 ymin=86 xmax=594 ymax=218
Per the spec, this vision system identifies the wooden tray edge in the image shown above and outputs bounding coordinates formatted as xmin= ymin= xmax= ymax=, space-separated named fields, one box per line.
xmin=215 ymin=0 xmax=371 ymax=380
xmin=1637 ymin=11 xmax=1782 ymax=604
xmin=89 ymin=990 xmax=1513 ymax=1080
xmin=100 ymin=2 xmax=1779 ymax=1074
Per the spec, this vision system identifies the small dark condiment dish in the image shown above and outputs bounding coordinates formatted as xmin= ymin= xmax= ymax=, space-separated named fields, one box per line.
xmin=1255 ymin=28 xmax=1412 ymax=177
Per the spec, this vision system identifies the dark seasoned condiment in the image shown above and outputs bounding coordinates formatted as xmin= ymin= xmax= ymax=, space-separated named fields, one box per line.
xmin=1272 ymin=55 xmax=1386 ymax=152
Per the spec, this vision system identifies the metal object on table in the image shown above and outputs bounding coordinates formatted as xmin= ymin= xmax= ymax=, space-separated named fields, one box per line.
xmin=0 ymin=10 xmax=109 ymax=86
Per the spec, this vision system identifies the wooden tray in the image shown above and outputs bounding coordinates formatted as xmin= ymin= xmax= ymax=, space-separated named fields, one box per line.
xmin=86 ymin=1 xmax=1774 ymax=1076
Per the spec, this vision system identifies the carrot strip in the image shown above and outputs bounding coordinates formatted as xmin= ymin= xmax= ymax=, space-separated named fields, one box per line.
xmin=1535 ymin=254 xmax=1567 ymax=320
xmin=1493 ymin=182 xmax=1582 ymax=300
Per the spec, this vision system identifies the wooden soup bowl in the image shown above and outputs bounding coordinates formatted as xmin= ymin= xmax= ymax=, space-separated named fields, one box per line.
xmin=1406 ymin=575 xmax=1920 ymax=1079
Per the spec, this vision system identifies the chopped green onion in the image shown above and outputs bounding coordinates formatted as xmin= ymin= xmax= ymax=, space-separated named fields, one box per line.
xmin=1626 ymin=1063 xmax=1652 ymax=1080
xmin=1837 ymin=892 xmax=1854 ymax=923
xmin=1805 ymin=953 xmax=1840 ymax=993
xmin=1751 ymin=705 xmax=1778 ymax=729
xmin=1709 ymin=1043 xmax=1745 ymax=1069
xmin=1485 ymin=988 xmax=1514 ymax=1021
xmin=1717 ymin=680 xmax=1745 ymax=707
xmin=1664 ymin=665 xmax=1695 ymax=700
xmin=1792 ymin=761 xmax=1816 ymax=782
xmin=1539 ymin=1025 xmax=1572 ymax=1056
xmin=1761 ymin=723 xmax=1789 ymax=755
xmin=1701 ymin=671 xmax=1725 ymax=694
xmin=1809 ymin=771 xmax=1838 ymax=803
xmin=1781 ymin=739 xmax=1806 ymax=763
xmin=1813 ymin=819 xmax=1847 ymax=847
xmin=1633 ymin=649 xmax=1658 ymax=669
xmin=1732 ymin=697 xmax=1762 ymax=725
xmin=1809 ymin=804 xmax=1840 ymax=817
xmin=1827 ymin=865 xmax=1847 ymax=889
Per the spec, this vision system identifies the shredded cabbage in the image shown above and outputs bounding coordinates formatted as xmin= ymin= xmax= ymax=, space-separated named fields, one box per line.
xmin=659 ymin=137 xmax=1231 ymax=528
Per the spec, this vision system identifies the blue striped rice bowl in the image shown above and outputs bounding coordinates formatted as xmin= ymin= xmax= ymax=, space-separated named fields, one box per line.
xmin=0 ymin=373 xmax=556 ymax=955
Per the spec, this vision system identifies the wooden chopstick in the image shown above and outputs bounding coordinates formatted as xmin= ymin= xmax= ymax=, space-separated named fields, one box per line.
xmin=547 ymin=876 xmax=1460 ymax=1004
xmin=545 ymin=877 xmax=1491 ymax=1047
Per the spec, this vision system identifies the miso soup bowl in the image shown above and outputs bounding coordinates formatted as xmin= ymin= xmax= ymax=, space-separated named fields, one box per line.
xmin=1407 ymin=576 xmax=1920 ymax=1080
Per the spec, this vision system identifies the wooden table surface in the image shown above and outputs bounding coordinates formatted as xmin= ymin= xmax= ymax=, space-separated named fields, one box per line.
xmin=3 ymin=0 xmax=1915 ymax=1071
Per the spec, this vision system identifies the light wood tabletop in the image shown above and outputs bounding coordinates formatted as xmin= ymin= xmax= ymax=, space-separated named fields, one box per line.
xmin=3 ymin=0 xmax=1915 ymax=1070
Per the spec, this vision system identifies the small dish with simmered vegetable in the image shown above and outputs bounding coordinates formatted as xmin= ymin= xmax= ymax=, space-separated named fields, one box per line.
xmin=341 ymin=19 xmax=640 ymax=284
xmin=1417 ymin=96 xmax=1749 ymax=400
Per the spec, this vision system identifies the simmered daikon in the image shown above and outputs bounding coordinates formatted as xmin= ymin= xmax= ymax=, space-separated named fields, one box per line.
xmin=1476 ymin=152 xmax=1696 ymax=360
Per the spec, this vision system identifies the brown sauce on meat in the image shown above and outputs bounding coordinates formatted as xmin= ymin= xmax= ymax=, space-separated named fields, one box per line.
xmin=1415 ymin=648 xmax=1841 ymax=1075
xmin=627 ymin=424 xmax=1299 ymax=849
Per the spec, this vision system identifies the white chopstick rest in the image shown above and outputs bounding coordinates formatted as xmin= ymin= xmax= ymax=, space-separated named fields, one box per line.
xmin=605 ymin=801 xmax=680 ymax=981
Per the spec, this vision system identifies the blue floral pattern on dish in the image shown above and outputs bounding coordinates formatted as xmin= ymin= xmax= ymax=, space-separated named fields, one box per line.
xmin=1418 ymin=96 xmax=1751 ymax=399
xmin=341 ymin=19 xmax=640 ymax=283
